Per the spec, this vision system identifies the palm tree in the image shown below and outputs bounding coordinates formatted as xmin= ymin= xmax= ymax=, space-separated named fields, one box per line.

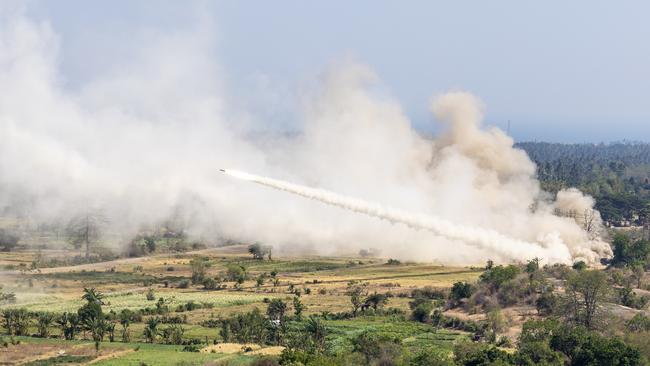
xmin=119 ymin=310 xmax=132 ymax=342
xmin=56 ymin=312 xmax=78 ymax=340
xmin=143 ymin=317 xmax=160 ymax=343
xmin=304 ymin=316 xmax=328 ymax=350
xmin=266 ymin=299 xmax=287 ymax=323
xmin=82 ymin=288 xmax=105 ymax=305
xmin=36 ymin=312 xmax=55 ymax=338
xmin=83 ymin=316 xmax=107 ymax=342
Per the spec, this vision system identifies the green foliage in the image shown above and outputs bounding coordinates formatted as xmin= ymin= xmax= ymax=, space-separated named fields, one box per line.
xmin=517 ymin=318 xmax=645 ymax=366
xmin=160 ymin=324 xmax=185 ymax=344
xmin=563 ymin=270 xmax=610 ymax=328
xmin=453 ymin=341 xmax=513 ymax=366
xmin=143 ymin=316 xmax=161 ymax=343
xmin=479 ymin=265 xmax=520 ymax=291
xmin=449 ymin=282 xmax=472 ymax=301
xmin=189 ymin=257 xmax=211 ymax=284
xmin=626 ymin=313 xmax=650 ymax=332
xmin=618 ymin=287 xmax=650 ymax=309
xmin=266 ymin=299 xmax=287 ymax=322
xmin=2 ymin=308 xmax=30 ymax=335
xmin=220 ymin=308 xmax=269 ymax=344
xmin=202 ymin=277 xmax=219 ymax=290
xmin=518 ymin=141 xmax=650 ymax=224
xmin=304 ymin=316 xmax=327 ymax=350
xmin=572 ymin=261 xmax=587 ymax=271
xmin=145 ymin=288 xmax=156 ymax=301
xmin=293 ymin=296 xmax=304 ymax=320
xmin=225 ymin=264 xmax=247 ymax=283
xmin=612 ymin=233 xmax=650 ymax=267
xmin=364 ymin=292 xmax=389 ymax=311
xmin=36 ymin=312 xmax=55 ymax=338
xmin=248 ymin=243 xmax=272 ymax=260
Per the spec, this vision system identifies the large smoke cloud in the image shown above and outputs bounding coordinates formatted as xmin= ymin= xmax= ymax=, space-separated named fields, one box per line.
xmin=0 ymin=8 xmax=611 ymax=264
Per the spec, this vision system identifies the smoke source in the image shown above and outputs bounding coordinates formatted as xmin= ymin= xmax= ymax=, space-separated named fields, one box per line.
xmin=0 ymin=7 xmax=612 ymax=265
xmin=221 ymin=169 xmax=572 ymax=264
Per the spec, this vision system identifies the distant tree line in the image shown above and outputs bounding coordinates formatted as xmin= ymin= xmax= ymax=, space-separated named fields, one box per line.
xmin=517 ymin=141 xmax=650 ymax=225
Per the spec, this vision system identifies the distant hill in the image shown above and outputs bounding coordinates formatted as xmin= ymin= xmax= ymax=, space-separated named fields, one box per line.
xmin=516 ymin=142 xmax=650 ymax=226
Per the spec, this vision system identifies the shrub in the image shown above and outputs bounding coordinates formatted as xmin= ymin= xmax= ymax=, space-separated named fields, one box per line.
xmin=450 ymin=281 xmax=473 ymax=301
xmin=202 ymin=278 xmax=218 ymax=290
xmin=177 ymin=279 xmax=190 ymax=289
xmin=626 ymin=313 xmax=650 ymax=332
xmin=386 ymin=258 xmax=401 ymax=265
xmin=145 ymin=288 xmax=156 ymax=301
xmin=411 ymin=301 xmax=433 ymax=323
xmin=480 ymin=265 xmax=520 ymax=291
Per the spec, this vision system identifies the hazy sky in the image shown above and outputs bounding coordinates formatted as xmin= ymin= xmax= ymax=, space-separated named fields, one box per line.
xmin=24 ymin=0 xmax=650 ymax=142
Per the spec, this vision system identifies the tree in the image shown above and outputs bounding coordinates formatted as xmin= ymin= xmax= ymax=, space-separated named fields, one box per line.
xmin=56 ymin=312 xmax=79 ymax=340
xmin=83 ymin=315 xmax=107 ymax=342
xmin=349 ymin=286 xmax=364 ymax=316
xmin=256 ymin=274 xmax=266 ymax=288
xmin=304 ymin=316 xmax=327 ymax=351
xmin=225 ymin=264 xmax=246 ymax=283
xmin=143 ymin=317 xmax=160 ymax=343
xmin=293 ymin=296 xmax=304 ymax=320
xmin=119 ymin=310 xmax=132 ymax=342
xmin=2 ymin=308 xmax=30 ymax=336
xmin=161 ymin=324 xmax=184 ymax=344
xmin=572 ymin=261 xmax=587 ymax=271
xmin=480 ymin=265 xmax=520 ymax=291
xmin=564 ymin=270 xmax=610 ymax=329
xmin=453 ymin=341 xmax=513 ymax=366
xmin=82 ymin=287 xmax=105 ymax=305
xmin=486 ymin=307 xmax=507 ymax=343
xmin=612 ymin=233 xmax=650 ymax=267
xmin=352 ymin=331 xmax=382 ymax=364
xmin=450 ymin=281 xmax=473 ymax=301
xmin=190 ymin=257 xmax=211 ymax=284
xmin=267 ymin=299 xmax=287 ymax=323
xmin=66 ymin=212 xmax=105 ymax=259
xmin=364 ymin=292 xmax=388 ymax=311
xmin=411 ymin=302 xmax=433 ymax=323
xmin=0 ymin=229 xmax=19 ymax=252
xmin=36 ymin=312 xmax=55 ymax=338
xmin=631 ymin=264 xmax=645 ymax=289
xmin=248 ymin=243 xmax=271 ymax=260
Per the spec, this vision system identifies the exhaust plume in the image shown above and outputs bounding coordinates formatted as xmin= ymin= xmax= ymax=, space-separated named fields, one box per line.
xmin=0 ymin=7 xmax=612 ymax=265
xmin=221 ymin=169 xmax=572 ymax=263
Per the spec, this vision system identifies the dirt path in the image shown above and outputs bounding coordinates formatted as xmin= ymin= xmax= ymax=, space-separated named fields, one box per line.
xmin=84 ymin=349 xmax=134 ymax=365
xmin=0 ymin=247 xmax=237 ymax=276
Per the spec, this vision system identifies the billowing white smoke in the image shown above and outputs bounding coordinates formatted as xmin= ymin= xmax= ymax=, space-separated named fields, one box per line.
xmin=222 ymin=169 xmax=572 ymax=264
xmin=0 ymin=7 xmax=612 ymax=264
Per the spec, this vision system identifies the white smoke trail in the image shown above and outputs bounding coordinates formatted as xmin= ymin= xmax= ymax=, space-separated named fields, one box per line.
xmin=221 ymin=169 xmax=572 ymax=264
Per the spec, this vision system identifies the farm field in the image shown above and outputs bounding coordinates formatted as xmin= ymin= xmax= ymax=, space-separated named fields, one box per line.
xmin=0 ymin=245 xmax=479 ymax=365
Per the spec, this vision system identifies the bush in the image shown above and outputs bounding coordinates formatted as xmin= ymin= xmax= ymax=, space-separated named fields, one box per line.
xmin=450 ymin=281 xmax=473 ymax=301
xmin=626 ymin=314 xmax=650 ymax=332
xmin=412 ymin=286 xmax=447 ymax=300
xmin=202 ymin=278 xmax=218 ymax=290
xmin=535 ymin=291 xmax=557 ymax=316
xmin=411 ymin=301 xmax=434 ymax=323
xmin=386 ymin=258 xmax=401 ymax=265
xmin=618 ymin=287 xmax=649 ymax=309
xmin=145 ymin=288 xmax=155 ymax=301
xmin=453 ymin=341 xmax=513 ymax=365
xmin=177 ymin=279 xmax=190 ymax=289
xmin=480 ymin=265 xmax=520 ymax=291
